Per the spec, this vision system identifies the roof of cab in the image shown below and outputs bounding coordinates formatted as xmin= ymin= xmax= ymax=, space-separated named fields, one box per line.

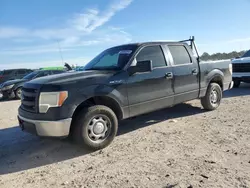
xmin=114 ymin=41 xmax=187 ymax=48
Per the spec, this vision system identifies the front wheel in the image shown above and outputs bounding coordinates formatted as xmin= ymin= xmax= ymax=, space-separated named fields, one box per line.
xmin=201 ymin=83 xmax=222 ymax=111
xmin=15 ymin=87 xmax=22 ymax=99
xmin=73 ymin=105 xmax=118 ymax=150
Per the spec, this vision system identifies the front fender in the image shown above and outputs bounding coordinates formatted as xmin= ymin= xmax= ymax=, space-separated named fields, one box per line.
xmin=13 ymin=82 xmax=25 ymax=91
xmin=68 ymin=84 xmax=127 ymax=118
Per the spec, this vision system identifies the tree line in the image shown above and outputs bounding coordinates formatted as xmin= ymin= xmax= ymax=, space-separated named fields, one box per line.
xmin=200 ymin=50 xmax=246 ymax=61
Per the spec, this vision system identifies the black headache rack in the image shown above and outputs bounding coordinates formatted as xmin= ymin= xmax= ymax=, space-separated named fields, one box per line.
xmin=179 ymin=36 xmax=200 ymax=61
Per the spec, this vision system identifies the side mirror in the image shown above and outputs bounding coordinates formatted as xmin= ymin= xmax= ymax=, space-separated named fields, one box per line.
xmin=128 ymin=60 xmax=153 ymax=75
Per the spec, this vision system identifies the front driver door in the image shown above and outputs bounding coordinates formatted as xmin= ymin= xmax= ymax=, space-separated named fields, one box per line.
xmin=126 ymin=45 xmax=174 ymax=117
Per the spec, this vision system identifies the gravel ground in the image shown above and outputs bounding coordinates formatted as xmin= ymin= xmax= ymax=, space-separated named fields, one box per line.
xmin=0 ymin=86 xmax=250 ymax=188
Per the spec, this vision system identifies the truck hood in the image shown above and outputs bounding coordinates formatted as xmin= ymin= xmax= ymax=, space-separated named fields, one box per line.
xmin=28 ymin=70 xmax=116 ymax=85
xmin=1 ymin=79 xmax=27 ymax=87
xmin=232 ymin=57 xmax=250 ymax=64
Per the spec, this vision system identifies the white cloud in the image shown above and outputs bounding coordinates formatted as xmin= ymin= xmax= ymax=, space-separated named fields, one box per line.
xmin=0 ymin=32 xmax=131 ymax=56
xmin=71 ymin=0 xmax=133 ymax=33
xmin=0 ymin=0 xmax=133 ymax=40
xmin=0 ymin=27 xmax=28 ymax=38
xmin=197 ymin=37 xmax=250 ymax=54
xmin=0 ymin=57 xmax=92 ymax=70
xmin=0 ymin=0 xmax=133 ymax=57
xmin=226 ymin=37 xmax=250 ymax=44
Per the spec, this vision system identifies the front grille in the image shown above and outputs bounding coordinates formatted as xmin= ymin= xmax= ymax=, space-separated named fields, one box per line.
xmin=233 ymin=63 xmax=250 ymax=72
xmin=21 ymin=87 xmax=39 ymax=113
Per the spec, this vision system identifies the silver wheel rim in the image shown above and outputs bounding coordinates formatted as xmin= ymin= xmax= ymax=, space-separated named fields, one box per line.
xmin=87 ymin=115 xmax=111 ymax=143
xmin=210 ymin=89 xmax=218 ymax=105
xmin=17 ymin=89 xmax=22 ymax=98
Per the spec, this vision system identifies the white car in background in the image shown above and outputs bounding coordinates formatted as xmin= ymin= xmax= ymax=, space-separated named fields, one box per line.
xmin=232 ymin=50 xmax=250 ymax=87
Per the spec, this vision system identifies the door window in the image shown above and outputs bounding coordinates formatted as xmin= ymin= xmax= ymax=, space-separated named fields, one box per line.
xmin=3 ymin=70 xmax=14 ymax=75
xmin=17 ymin=69 xmax=26 ymax=75
xmin=36 ymin=71 xmax=50 ymax=78
xmin=136 ymin=45 xmax=167 ymax=68
xmin=168 ymin=45 xmax=192 ymax=65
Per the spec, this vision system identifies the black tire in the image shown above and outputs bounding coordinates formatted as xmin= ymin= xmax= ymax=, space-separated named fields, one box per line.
xmin=72 ymin=105 xmax=118 ymax=150
xmin=201 ymin=83 xmax=222 ymax=111
xmin=233 ymin=80 xmax=240 ymax=88
xmin=15 ymin=87 xmax=22 ymax=99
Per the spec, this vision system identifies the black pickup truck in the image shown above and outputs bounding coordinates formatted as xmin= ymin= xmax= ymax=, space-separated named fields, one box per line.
xmin=18 ymin=37 xmax=233 ymax=150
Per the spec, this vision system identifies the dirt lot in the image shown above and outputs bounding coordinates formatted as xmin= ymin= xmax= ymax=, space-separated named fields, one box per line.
xmin=0 ymin=86 xmax=250 ymax=188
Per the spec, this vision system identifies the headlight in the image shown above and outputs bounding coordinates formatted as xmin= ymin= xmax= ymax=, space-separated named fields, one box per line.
xmin=1 ymin=84 xmax=14 ymax=91
xmin=229 ymin=63 xmax=233 ymax=75
xmin=39 ymin=91 xmax=68 ymax=113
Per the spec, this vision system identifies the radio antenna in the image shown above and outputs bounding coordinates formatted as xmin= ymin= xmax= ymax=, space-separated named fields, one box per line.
xmin=57 ymin=40 xmax=64 ymax=64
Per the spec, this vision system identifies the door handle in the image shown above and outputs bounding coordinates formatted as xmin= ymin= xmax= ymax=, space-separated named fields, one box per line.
xmin=192 ymin=69 xmax=198 ymax=75
xmin=165 ymin=72 xmax=173 ymax=79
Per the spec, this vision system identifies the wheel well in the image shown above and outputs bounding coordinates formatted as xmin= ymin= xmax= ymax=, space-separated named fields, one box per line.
xmin=210 ymin=76 xmax=223 ymax=90
xmin=71 ymin=96 xmax=123 ymax=122
xmin=69 ymin=96 xmax=123 ymax=135
xmin=14 ymin=86 xmax=22 ymax=91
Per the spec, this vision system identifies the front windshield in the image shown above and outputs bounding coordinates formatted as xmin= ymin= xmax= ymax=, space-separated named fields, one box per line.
xmin=23 ymin=71 xmax=38 ymax=79
xmin=242 ymin=50 xmax=250 ymax=58
xmin=84 ymin=45 xmax=138 ymax=71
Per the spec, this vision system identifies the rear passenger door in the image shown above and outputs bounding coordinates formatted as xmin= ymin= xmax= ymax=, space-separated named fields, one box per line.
xmin=165 ymin=44 xmax=199 ymax=104
xmin=127 ymin=45 xmax=174 ymax=117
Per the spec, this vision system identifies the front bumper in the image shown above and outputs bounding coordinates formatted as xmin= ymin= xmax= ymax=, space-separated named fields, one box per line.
xmin=0 ymin=89 xmax=15 ymax=99
xmin=233 ymin=72 xmax=250 ymax=82
xmin=223 ymin=81 xmax=234 ymax=91
xmin=18 ymin=115 xmax=72 ymax=137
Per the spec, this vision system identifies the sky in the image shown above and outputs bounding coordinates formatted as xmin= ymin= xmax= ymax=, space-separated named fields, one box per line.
xmin=0 ymin=0 xmax=250 ymax=69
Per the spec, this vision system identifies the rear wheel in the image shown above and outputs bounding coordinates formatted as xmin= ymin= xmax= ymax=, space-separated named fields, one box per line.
xmin=201 ymin=83 xmax=222 ymax=111
xmin=73 ymin=105 xmax=118 ymax=150
xmin=233 ymin=80 xmax=241 ymax=88
xmin=15 ymin=87 xmax=22 ymax=99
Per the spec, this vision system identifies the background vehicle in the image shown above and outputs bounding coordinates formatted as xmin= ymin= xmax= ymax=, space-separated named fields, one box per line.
xmin=0 ymin=69 xmax=33 ymax=84
xmin=18 ymin=37 xmax=233 ymax=150
xmin=0 ymin=69 xmax=65 ymax=99
xmin=232 ymin=50 xmax=250 ymax=87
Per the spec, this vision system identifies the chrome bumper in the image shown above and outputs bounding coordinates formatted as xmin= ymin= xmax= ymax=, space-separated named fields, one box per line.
xmin=229 ymin=81 xmax=234 ymax=89
xmin=18 ymin=115 xmax=72 ymax=137
xmin=223 ymin=81 xmax=234 ymax=91
xmin=233 ymin=72 xmax=250 ymax=78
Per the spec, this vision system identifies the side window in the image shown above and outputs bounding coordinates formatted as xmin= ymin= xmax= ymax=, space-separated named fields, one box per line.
xmin=17 ymin=69 xmax=26 ymax=75
xmin=43 ymin=71 xmax=51 ymax=76
xmin=168 ymin=45 xmax=192 ymax=65
xmin=52 ymin=70 xmax=64 ymax=74
xmin=26 ymin=70 xmax=33 ymax=74
xmin=36 ymin=71 xmax=50 ymax=78
xmin=3 ymin=70 xmax=14 ymax=75
xmin=136 ymin=45 xmax=167 ymax=68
